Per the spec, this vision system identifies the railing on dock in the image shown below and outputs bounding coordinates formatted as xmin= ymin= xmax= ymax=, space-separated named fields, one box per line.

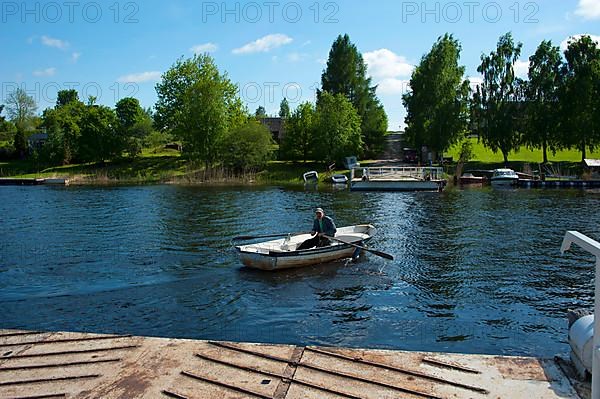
xmin=561 ymin=231 xmax=600 ymax=399
xmin=351 ymin=166 xmax=444 ymax=181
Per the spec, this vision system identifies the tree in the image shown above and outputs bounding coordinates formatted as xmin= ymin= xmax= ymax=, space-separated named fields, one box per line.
xmin=279 ymin=98 xmax=290 ymax=119
xmin=361 ymin=96 xmax=388 ymax=157
xmin=524 ymin=40 xmax=563 ymax=164
xmin=115 ymin=97 xmax=152 ymax=157
xmin=255 ymin=106 xmax=267 ymax=118
xmin=57 ymin=89 xmax=79 ymax=107
xmin=221 ymin=121 xmax=273 ymax=172
xmin=115 ymin=97 xmax=144 ymax=132
xmin=403 ymin=34 xmax=470 ymax=158
xmin=155 ymin=54 xmax=245 ymax=165
xmin=313 ymin=92 xmax=362 ymax=164
xmin=0 ymin=105 xmax=15 ymax=134
xmin=321 ymin=34 xmax=388 ymax=156
xmin=474 ymin=32 xmax=524 ymax=164
xmin=78 ymin=104 xmax=120 ymax=163
xmin=6 ymin=88 xmax=37 ymax=132
xmin=6 ymin=88 xmax=37 ymax=158
xmin=561 ymin=35 xmax=600 ymax=162
xmin=42 ymin=92 xmax=85 ymax=164
xmin=280 ymin=101 xmax=315 ymax=162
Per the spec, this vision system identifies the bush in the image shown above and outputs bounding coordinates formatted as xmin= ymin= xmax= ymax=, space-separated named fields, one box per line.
xmin=221 ymin=121 xmax=273 ymax=173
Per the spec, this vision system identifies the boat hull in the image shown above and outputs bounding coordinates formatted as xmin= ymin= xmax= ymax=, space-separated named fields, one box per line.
xmin=491 ymin=177 xmax=518 ymax=187
xmin=350 ymin=180 xmax=444 ymax=191
xmin=238 ymin=244 xmax=366 ymax=270
xmin=236 ymin=225 xmax=375 ymax=271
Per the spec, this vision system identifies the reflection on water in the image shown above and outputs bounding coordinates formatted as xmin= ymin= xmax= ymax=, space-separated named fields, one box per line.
xmin=1 ymin=185 xmax=599 ymax=357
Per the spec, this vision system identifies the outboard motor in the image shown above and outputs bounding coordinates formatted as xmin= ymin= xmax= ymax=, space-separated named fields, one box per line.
xmin=569 ymin=310 xmax=594 ymax=378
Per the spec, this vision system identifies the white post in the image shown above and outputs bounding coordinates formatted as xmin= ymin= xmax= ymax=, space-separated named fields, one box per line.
xmin=561 ymin=231 xmax=600 ymax=399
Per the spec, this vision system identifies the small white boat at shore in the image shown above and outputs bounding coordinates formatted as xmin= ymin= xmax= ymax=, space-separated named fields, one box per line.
xmin=331 ymin=174 xmax=348 ymax=184
xmin=303 ymin=171 xmax=318 ymax=183
xmin=236 ymin=224 xmax=376 ymax=271
xmin=491 ymin=168 xmax=519 ymax=187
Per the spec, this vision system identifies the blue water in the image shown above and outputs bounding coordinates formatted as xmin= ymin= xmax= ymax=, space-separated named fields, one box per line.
xmin=1 ymin=184 xmax=599 ymax=357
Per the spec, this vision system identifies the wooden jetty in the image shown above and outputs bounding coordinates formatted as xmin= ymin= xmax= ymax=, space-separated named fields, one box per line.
xmin=0 ymin=329 xmax=586 ymax=398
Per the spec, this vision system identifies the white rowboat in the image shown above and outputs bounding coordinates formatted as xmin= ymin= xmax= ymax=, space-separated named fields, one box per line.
xmin=236 ymin=224 xmax=376 ymax=271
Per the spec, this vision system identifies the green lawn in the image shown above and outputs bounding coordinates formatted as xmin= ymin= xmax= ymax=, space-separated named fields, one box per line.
xmin=0 ymin=149 xmax=188 ymax=183
xmin=447 ymin=138 xmax=599 ymax=164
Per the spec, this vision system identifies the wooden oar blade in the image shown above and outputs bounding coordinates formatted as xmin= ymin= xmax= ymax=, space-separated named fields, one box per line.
xmin=369 ymin=249 xmax=394 ymax=260
xmin=232 ymin=235 xmax=260 ymax=241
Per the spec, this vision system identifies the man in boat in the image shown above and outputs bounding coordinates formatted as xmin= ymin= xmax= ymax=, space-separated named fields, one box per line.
xmin=297 ymin=208 xmax=337 ymax=250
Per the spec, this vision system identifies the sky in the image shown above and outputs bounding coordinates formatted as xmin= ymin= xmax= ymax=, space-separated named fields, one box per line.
xmin=1 ymin=0 xmax=599 ymax=130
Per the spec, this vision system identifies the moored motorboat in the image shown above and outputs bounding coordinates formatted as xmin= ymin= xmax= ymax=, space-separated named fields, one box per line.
xmin=236 ymin=224 xmax=376 ymax=271
xmin=459 ymin=173 xmax=485 ymax=186
xmin=491 ymin=168 xmax=519 ymax=186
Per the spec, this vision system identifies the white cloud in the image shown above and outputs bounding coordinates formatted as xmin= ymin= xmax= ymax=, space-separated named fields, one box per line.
xmin=364 ymin=49 xmax=414 ymax=80
xmin=233 ymin=34 xmax=293 ymax=55
xmin=560 ymin=34 xmax=600 ymax=52
xmin=363 ymin=49 xmax=414 ymax=95
xmin=575 ymin=0 xmax=600 ymax=20
xmin=71 ymin=52 xmax=81 ymax=63
xmin=467 ymin=75 xmax=483 ymax=90
xmin=190 ymin=43 xmax=218 ymax=54
xmin=33 ymin=67 xmax=56 ymax=77
xmin=41 ymin=35 xmax=69 ymax=50
xmin=514 ymin=60 xmax=530 ymax=78
xmin=375 ymin=78 xmax=411 ymax=95
xmin=117 ymin=71 xmax=161 ymax=83
xmin=287 ymin=52 xmax=308 ymax=62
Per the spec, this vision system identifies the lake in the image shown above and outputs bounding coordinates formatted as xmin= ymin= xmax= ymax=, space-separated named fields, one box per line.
xmin=1 ymin=184 xmax=599 ymax=357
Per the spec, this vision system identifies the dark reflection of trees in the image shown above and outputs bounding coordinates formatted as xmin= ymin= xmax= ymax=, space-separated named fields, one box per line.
xmin=314 ymin=285 xmax=371 ymax=324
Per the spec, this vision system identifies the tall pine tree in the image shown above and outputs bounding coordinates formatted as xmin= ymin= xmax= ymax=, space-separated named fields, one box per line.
xmin=321 ymin=34 xmax=387 ymax=157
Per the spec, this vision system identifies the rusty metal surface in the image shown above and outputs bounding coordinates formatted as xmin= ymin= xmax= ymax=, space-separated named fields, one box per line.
xmin=0 ymin=329 xmax=584 ymax=399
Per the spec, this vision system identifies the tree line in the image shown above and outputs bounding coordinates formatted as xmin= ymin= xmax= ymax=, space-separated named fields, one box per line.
xmin=0 ymin=33 xmax=388 ymax=171
xmin=403 ymin=32 xmax=600 ymax=164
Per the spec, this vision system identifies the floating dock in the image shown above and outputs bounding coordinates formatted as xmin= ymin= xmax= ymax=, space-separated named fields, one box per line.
xmin=350 ymin=167 xmax=446 ymax=192
xmin=0 ymin=329 xmax=586 ymax=398
xmin=0 ymin=178 xmax=69 ymax=186
xmin=518 ymin=179 xmax=600 ymax=189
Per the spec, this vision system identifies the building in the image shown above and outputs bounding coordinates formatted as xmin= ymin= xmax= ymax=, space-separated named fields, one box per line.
xmin=27 ymin=133 xmax=48 ymax=152
xmin=259 ymin=117 xmax=285 ymax=143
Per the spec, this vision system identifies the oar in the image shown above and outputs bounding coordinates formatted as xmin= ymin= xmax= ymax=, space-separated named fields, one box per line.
xmin=232 ymin=231 xmax=307 ymax=241
xmin=323 ymin=234 xmax=394 ymax=261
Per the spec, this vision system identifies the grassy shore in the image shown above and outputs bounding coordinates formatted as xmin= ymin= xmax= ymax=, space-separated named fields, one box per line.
xmin=0 ymin=149 xmax=349 ymax=185
xmin=2 ymin=139 xmax=599 ymax=185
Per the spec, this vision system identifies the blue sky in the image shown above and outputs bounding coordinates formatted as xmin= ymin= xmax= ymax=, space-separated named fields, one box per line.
xmin=2 ymin=0 xmax=599 ymax=130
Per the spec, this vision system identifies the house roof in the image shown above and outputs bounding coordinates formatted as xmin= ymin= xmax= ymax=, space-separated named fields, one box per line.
xmin=28 ymin=133 xmax=48 ymax=141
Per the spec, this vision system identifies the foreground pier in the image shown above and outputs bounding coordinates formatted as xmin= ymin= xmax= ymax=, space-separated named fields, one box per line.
xmin=0 ymin=329 xmax=587 ymax=399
